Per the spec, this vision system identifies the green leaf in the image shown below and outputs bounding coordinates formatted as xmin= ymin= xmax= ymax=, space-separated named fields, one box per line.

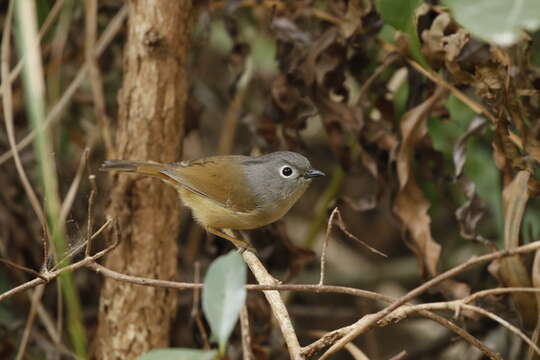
xmin=429 ymin=95 xmax=475 ymax=156
xmin=445 ymin=0 xmax=540 ymax=46
xmin=139 ymin=349 xmax=217 ymax=360
xmin=203 ymin=251 xmax=247 ymax=354
xmin=376 ymin=0 xmax=422 ymax=31
xmin=375 ymin=0 xmax=427 ymax=66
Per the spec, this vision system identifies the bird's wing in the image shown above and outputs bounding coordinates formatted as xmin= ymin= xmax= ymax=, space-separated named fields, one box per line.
xmin=160 ymin=156 xmax=258 ymax=213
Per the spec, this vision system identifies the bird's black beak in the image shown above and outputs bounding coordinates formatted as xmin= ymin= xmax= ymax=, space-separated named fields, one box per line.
xmin=303 ymin=169 xmax=325 ymax=179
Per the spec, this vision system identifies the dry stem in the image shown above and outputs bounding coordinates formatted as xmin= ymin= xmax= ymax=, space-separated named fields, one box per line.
xmin=318 ymin=242 xmax=540 ymax=359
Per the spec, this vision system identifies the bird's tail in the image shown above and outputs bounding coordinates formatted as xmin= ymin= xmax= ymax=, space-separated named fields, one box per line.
xmin=100 ymin=160 xmax=170 ymax=182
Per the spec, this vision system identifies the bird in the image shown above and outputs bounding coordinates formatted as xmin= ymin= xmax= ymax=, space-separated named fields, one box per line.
xmin=101 ymin=151 xmax=325 ymax=249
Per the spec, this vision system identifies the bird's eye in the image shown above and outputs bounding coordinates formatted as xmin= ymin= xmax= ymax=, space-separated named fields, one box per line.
xmin=280 ymin=166 xmax=294 ymax=178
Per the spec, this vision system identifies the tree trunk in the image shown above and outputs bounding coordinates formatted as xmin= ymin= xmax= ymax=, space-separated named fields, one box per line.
xmin=96 ymin=1 xmax=193 ymax=359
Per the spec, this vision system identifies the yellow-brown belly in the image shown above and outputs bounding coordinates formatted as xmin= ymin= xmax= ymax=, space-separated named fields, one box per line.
xmin=177 ymin=187 xmax=271 ymax=230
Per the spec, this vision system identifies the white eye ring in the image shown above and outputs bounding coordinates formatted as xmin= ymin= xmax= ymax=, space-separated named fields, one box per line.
xmin=280 ymin=165 xmax=296 ymax=178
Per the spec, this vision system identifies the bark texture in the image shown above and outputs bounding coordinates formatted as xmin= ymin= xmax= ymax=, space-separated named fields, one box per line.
xmin=96 ymin=1 xmax=192 ymax=359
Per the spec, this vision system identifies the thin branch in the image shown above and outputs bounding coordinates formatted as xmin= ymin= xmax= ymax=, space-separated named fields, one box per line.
xmin=85 ymin=172 xmax=97 ymax=257
xmin=301 ymin=325 xmax=357 ymax=358
xmin=465 ymin=304 xmax=539 ymax=356
xmin=59 ymin=148 xmax=89 ymax=226
xmin=241 ymin=249 xmax=302 ymax=359
xmin=381 ymin=300 xmax=540 ymax=356
xmin=8 ymin=234 xmax=537 ymax=359
xmin=464 ymin=286 xmax=540 ymax=304
xmin=240 ymin=305 xmax=254 ymax=360
xmin=0 ymin=5 xmax=128 ymax=165
xmin=81 ymin=262 xmax=498 ymax=359
xmin=191 ymin=262 xmax=210 ymax=350
xmin=51 ymin=217 xmax=113 ymax=272
xmin=84 ymin=0 xmax=114 ymax=155
xmin=307 ymin=330 xmax=370 ymax=360
xmin=321 ymin=208 xmax=386 ymax=285
xmin=0 ymin=220 xmax=116 ymax=303
xmin=16 ymin=285 xmax=45 ymax=360
xmin=0 ymin=258 xmax=46 ymax=281
xmin=318 ymin=241 xmax=540 ymax=359
xmin=0 ymin=0 xmax=65 ymax=99
xmin=319 ymin=208 xmax=332 ymax=285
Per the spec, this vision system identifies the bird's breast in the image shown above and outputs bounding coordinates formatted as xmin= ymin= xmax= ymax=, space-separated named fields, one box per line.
xmin=177 ymin=183 xmax=307 ymax=230
xmin=178 ymin=187 xmax=270 ymax=230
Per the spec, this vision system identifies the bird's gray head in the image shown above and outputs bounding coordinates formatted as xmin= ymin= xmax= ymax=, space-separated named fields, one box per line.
xmin=242 ymin=151 xmax=325 ymax=207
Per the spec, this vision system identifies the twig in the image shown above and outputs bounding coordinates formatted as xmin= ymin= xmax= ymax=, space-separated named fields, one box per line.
xmin=465 ymin=286 xmax=540 ymax=303
xmin=240 ymin=249 xmax=302 ymax=359
xmin=318 ymin=241 xmax=540 ymax=359
xmin=240 ymin=305 xmax=254 ymax=360
xmin=83 ymin=262 xmax=497 ymax=359
xmin=382 ymin=299 xmax=539 ymax=357
xmin=332 ymin=209 xmax=385 ymax=260
xmin=408 ymin=59 xmax=497 ymax=123
xmin=319 ymin=208 xmax=332 ymax=285
xmin=55 ymin=281 xmax=63 ymax=360
xmin=59 ymin=149 xmax=90 ymax=226
xmin=84 ymin=0 xmax=114 ymax=156
xmin=0 ymin=0 xmax=65 ymax=99
xmin=320 ymin=207 xmax=387 ymax=285
xmin=51 ymin=217 xmax=113 ymax=272
xmin=0 ymin=258 xmax=46 ymax=281
xmin=0 ymin=5 xmax=128 ymax=165
xmin=55 ymin=258 xmax=535 ymax=358
xmin=377 ymin=39 xmax=498 ymax=124
xmin=16 ymin=285 xmax=45 ymax=360
xmin=0 ymin=220 xmax=116 ymax=302
xmin=306 ymin=330 xmax=369 ymax=360
xmin=32 ymin=299 xmax=61 ymax=349
xmin=301 ymin=325 xmax=357 ymax=358
xmin=304 ymin=166 xmax=345 ymax=249
xmin=467 ymin=304 xmax=539 ymax=356
xmin=191 ymin=262 xmax=210 ymax=350
xmin=85 ymin=172 xmax=97 ymax=257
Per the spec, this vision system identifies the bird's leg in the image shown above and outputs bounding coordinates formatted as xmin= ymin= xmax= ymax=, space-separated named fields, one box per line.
xmin=207 ymin=227 xmax=254 ymax=252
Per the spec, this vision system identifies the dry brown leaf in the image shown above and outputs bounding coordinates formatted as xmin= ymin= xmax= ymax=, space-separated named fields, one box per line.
xmin=393 ymin=86 xmax=447 ymax=276
xmin=394 ymin=177 xmax=441 ymax=276
xmin=499 ymin=170 xmax=538 ymax=329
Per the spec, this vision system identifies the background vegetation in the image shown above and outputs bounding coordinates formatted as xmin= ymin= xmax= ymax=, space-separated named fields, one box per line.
xmin=2 ymin=0 xmax=540 ymax=359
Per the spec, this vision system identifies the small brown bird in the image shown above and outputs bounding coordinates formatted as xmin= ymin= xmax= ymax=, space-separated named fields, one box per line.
xmin=101 ymin=151 xmax=324 ymax=248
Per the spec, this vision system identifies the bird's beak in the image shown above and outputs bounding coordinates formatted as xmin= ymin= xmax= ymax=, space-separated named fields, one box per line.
xmin=303 ymin=169 xmax=325 ymax=179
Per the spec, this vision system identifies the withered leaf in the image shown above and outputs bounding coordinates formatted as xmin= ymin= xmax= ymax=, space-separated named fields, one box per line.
xmin=393 ymin=86 xmax=447 ymax=276
xmin=499 ymin=170 xmax=538 ymax=330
